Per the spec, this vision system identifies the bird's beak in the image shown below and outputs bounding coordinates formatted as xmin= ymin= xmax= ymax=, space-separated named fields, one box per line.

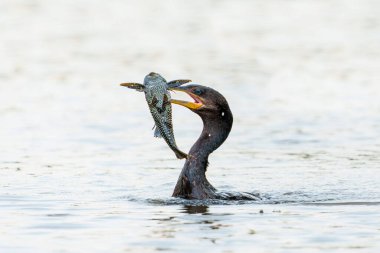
xmin=169 ymin=87 xmax=204 ymax=110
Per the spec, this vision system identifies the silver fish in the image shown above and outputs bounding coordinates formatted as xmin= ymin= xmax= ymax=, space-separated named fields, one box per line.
xmin=120 ymin=72 xmax=190 ymax=159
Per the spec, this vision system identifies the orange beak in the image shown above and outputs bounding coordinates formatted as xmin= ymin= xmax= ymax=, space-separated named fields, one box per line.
xmin=169 ymin=87 xmax=204 ymax=110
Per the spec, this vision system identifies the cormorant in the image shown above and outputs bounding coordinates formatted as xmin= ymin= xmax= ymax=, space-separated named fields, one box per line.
xmin=170 ymin=85 xmax=259 ymax=200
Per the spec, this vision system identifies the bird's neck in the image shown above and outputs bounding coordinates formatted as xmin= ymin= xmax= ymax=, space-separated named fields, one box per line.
xmin=172 ymin=108 xmax=233 ymax=199
xmin=189 ymin=111 xmax=233 ymax=160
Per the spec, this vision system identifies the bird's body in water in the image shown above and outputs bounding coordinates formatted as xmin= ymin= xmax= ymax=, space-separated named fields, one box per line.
xmin=170 ymin=85 xmax=260 ymax=200
xmin=121 ymin=72 xmax=190 ymax=159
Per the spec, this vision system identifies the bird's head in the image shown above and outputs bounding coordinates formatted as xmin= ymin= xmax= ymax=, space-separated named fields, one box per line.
xmin=170 ymin=84 xmax=233 ymax=156
xmin=169 ymin=85 xmax=231 ymax=120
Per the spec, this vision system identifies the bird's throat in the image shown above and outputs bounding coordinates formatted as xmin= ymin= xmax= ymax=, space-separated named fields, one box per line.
xmin=190 ymin=113 xmax=232 ymax=157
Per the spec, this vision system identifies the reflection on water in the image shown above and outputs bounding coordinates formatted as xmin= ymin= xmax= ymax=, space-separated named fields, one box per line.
xmin=182 ymin=205 xmax=209 ymax=214
xmin=1 ymin=0 xmax=380 ymax=252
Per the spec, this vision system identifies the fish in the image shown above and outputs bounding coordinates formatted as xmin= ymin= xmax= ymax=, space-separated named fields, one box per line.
xmin=120 ymin=72 xmax=190 ymax=159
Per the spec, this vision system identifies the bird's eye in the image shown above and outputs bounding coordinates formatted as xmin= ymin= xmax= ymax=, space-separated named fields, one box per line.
xmin=193 ymin=88 xmax=203 ymax=95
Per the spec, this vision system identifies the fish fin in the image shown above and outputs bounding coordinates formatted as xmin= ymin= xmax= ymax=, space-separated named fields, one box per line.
xmin=153 ymin=125 xmax=162 ymax=138
xmin=167 ymin=79 xmax=192 ymax=88
xmin=120 ymin=82 xmax=145 ymax=92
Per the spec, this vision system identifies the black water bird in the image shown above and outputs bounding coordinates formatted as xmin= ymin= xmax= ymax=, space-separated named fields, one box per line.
xmin=170 ymin=85 xmax=259 ymax=200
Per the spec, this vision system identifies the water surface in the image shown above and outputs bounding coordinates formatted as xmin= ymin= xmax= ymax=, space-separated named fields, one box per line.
xmin=1 ymin=0 xmax=380 ymax=252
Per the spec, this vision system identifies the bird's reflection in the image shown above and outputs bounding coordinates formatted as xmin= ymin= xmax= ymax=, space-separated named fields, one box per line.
xmin=181 ymin=205 xmax=209 ymax=214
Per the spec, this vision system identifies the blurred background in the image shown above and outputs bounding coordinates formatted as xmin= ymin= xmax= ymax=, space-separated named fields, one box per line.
xmin=1 ymin=0 xmax=380 ymax=252
xmin=1 ymin=0 xmax=379 ymax=156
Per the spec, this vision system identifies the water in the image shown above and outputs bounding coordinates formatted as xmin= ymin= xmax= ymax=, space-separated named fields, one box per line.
xmin=1 ymin=0 xmax=380 ymax=252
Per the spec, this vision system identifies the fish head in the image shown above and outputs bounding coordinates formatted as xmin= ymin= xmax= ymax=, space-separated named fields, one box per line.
xmin=144 ymin=72 xmax=167 ymax=86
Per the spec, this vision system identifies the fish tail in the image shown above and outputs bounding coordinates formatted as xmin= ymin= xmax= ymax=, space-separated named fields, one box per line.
xmin=174 ymin=150 xmax=188 ymax=159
